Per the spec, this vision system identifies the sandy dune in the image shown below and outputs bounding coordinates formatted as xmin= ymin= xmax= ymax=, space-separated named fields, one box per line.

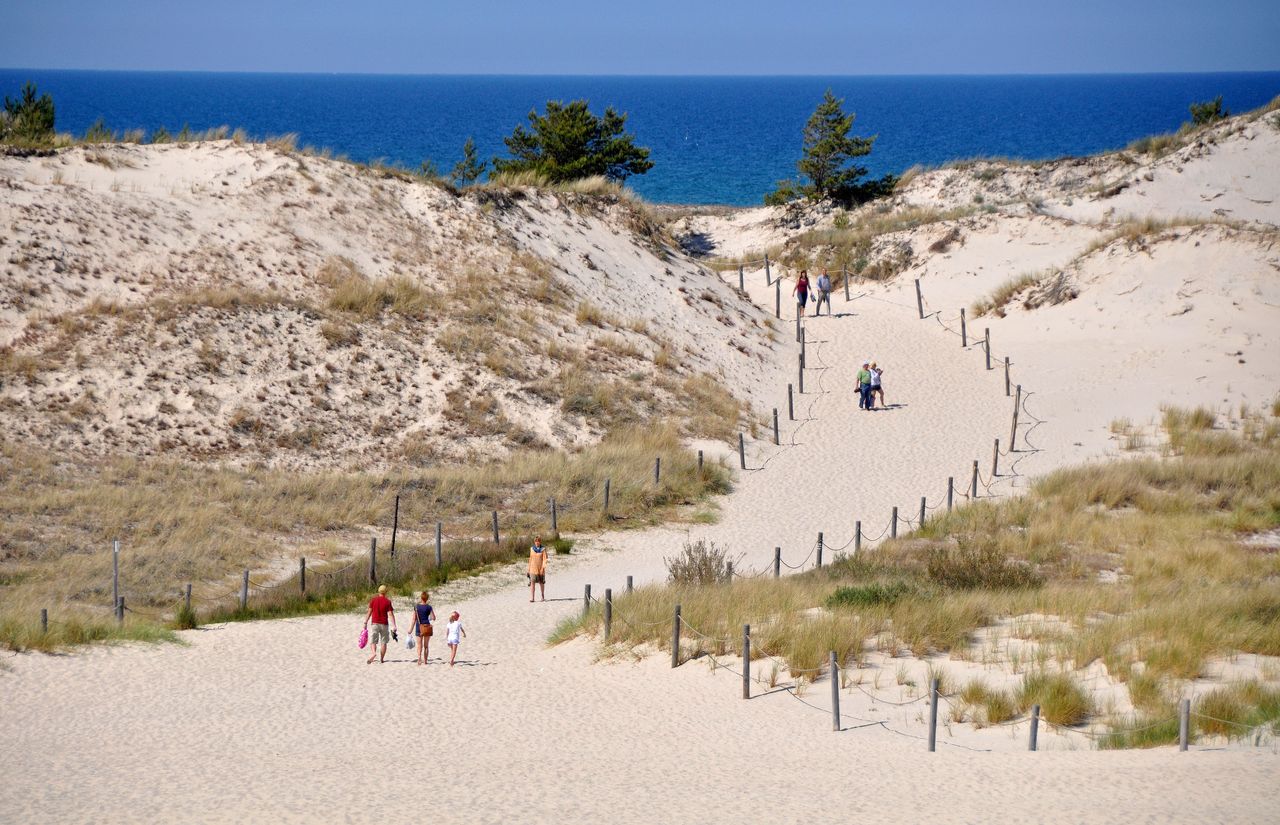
xmin=3 ymin=108 xmax=1280 ymax=823
xmin=2 ymin=282 xmax=1275 ymax=824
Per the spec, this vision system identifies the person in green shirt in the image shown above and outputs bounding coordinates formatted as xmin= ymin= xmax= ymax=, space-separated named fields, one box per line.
xmin=856 ymin=361 xmax=874 ymax=410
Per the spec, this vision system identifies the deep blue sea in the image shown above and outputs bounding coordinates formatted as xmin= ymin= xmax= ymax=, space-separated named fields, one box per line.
xmin=2 ymin=70 xmax=1278 ymax=205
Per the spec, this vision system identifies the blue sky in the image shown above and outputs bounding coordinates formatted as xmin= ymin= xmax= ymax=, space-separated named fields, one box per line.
xmin=2 ymin=0 xmax=1278 ymax=75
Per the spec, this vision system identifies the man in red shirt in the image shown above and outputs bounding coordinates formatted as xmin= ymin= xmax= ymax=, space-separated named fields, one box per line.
xmin=364 ymin=584 xmax=397 ymax=664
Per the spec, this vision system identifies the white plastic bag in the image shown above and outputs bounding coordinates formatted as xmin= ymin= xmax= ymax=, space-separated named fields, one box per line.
xmin=406 ymin=634 xmax=415 ymax=650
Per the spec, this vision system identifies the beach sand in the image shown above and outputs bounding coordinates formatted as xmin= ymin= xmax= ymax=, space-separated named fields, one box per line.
xmin=2 ymin=280 xmax=1276 ymax=824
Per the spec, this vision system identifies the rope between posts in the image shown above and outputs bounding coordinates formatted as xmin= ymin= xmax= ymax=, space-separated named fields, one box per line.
xmin=1190 ymin=711 xmax=1277 ymax=732
xmin=122 ymin=604 xmax=167 ymax=619
xmin=852 ymin=682 xmax=929 ymax=706
xmin=677 ymin=617 xmax=734 ymax=646
xmin=191 ymin=584 xmax=245 ymax=603
xmin=826 ymin=532 xmax=857 ymax=552
xmin=860 ymin=518 xmax=894 ymax=543
xmin=778 ymin=541 xmax=819 ymax=570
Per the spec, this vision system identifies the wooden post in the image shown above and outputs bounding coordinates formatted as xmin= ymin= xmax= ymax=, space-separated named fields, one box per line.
xmin=726 ymin=561 xmax=734 ymax=581
xmin=984 ymin=328 xmax=992 ymax=370
xmin=654 ymin=457 xmax=661 ymax=486
xmin=855 ymin=521 xmax=862 ymax=553
xmin=800 ymin=336 xmax=805 ymax=367
xmin=843 ymin=265 xmax=850 ymax=302
xmin=604 ymin=589 xmax=612 ymax=640
xmin=891 ymin=507 xmax=898 ymax=539
xmin=671 ymin=604 xmax=681 ymax=668
xmin=583 ymin=584 xmax=591 ymax=619
xmin=928 ymin=677 xmax=940 ymax=752
xmin=1010 ymin=385 xmax=1022 ymax=451
xmin=738 ymin=433 xmax=746 ymax=470
xmin=626 ymin=575 xmax=633 ymax=593
xmin=1179 ymin=698 xmax=1190 ymax=751
xmin=697 ymin=450 xmax=704 ymax=476
xmin=1004 ymin=356 xmax=1011 ymax=396
xmin=798 ymin=355 xmax=804 ymax=394
xmin=112 ymin=539 xmax=120 ymax=612
xmin=914 ymin=278 xmax=924 ymax=319
xmin=772 ymin=409 xmax=779 ymax=446
xmin=971 ymin=460 xmax=979 ymax=499
xmin=299 ymin=557 xmax=306 ymax=594
xmin=185 ymin=583 xmax=192 ymax=613
xmin=787 ymin=384 xmax=794 ymax=420
xmin=816 ymin=532 xmax=824 ymax=568
xmin=960 ymin=308 xmax=967 ymax=347
xmin=390 ymin=494 xmax=400 ymax=559
xmin=550 ymin=498 xmax=558 ymax=534
xmin=773 ymin=547 xmax=781 ymax=578
xmin=368 ymin=537 xmax=377 ymax=584
xmin=241 ymin=569 xmax=249 ymax=610
xmin=830 ymin=651 xmax=841 ymax=732
xmin=919 ymin=496 xmax=926 ymax=528
xmin=947 ymin=477 xmax=954 ymax=512
xmin=795 ymin=313 xmax=801 ymax=343
xmin=764 ymin=254 xmax=771 ymax=284
xmin=40 ymin=608 xmax=48 ymax=635
xmin=742 ymin=625 xmax=751 ymax=700
xmin=491 ymin=511 xmax=500 ymax=545
xmin=116 ymin=596 xmax=124 ymax=625
xmin=738 ymin=264 xmax=744 ymax=291
xmin=435 ymin=522 xmax=443 ymax=567
xmin=775 ymin=278 xmax=781 ymax=319
xmin=603 ymin=479 xmax=611 ymax=515
xmin=992 ymin=438 xmax=1000 ymax=477
xmin=1029 ymin=704 xmax=1041 ymax=751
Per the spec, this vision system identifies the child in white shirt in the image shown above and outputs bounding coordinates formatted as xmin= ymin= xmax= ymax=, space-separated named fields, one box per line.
xmin=446 ymin=611 xmax=466 ymax=667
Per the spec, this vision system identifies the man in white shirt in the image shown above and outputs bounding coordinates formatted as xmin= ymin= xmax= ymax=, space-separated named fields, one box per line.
xmin=815 ymin=269 xmax=833 ymax=316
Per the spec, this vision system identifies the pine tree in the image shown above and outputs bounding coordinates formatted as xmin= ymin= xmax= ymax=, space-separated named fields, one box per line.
xmin=493 ymin=100 xmax=652 ymax=183
xmin=2 ymin=81 xmax=56 ymax=145
xmin=451 ymin=136 xmax=487 ymax=186
xmin=766 ymin=90 xmax=895 ymax=206
xmin=797 ymin=90 xmax=875 ymax=203
xmin=1189 ymin=95 xmax=1229 ymax=126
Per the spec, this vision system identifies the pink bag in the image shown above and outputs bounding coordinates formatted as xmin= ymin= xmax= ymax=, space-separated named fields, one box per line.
xmin=358 ymin=627 xmax=369 ymax=649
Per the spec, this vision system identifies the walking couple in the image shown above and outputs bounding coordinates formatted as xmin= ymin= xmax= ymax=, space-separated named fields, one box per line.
xmin=856 ymin=360 xmax=885 ymax=410
xmin=793 ymin=269 xmax=833 ymax=318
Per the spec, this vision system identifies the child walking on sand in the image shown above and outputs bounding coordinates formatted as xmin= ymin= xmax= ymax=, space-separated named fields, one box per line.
xmin=411 ymin=591 xmax=435 ymax=666
xmin=446 ymin=611 xmax=466 ymax=666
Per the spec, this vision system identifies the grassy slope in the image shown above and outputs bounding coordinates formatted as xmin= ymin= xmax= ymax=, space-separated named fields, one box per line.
xmin=1 ymin=425 xmax=731 ymax=650
xmin=557 ymin=406 xmax=1280 ymax=746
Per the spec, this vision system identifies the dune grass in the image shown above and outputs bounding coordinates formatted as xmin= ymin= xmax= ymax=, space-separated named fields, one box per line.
xmin=970 ymin=272 xmax=1044 ymax=317
xmin=777 ymin=205 xmax=976 ymax=275
xmin=1195 ymin=681 xmax=1280 ymax=740
xmin=0 ymin=613 xmax=178 ymax=654
xmin=0 ymin=425 xmax=730 ymax=650
xmin=554 ymin=405 xmax=1280 ymax=744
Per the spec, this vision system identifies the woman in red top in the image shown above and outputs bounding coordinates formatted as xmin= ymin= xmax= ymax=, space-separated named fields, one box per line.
xmin=793 ymin=271 xmax=811 ymax=318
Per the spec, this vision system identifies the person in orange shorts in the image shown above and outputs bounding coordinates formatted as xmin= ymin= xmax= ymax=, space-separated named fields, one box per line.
xmin=411 ymin=591 xmax=436 ymax=665
xmin=528 ymin=536 xmax=549 ymax=602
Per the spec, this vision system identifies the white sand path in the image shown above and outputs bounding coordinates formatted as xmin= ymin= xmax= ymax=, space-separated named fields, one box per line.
xmin=1 ymin=275 xmax=1275 ymax=824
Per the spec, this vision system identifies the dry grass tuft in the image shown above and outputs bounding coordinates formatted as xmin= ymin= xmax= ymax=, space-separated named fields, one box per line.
xmin=971 ymin=272 xmax=1044 ymax=317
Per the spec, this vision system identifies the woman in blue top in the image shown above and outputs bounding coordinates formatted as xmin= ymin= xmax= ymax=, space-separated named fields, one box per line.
xmin=412 ymin=591 xmax=436 ymax=666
